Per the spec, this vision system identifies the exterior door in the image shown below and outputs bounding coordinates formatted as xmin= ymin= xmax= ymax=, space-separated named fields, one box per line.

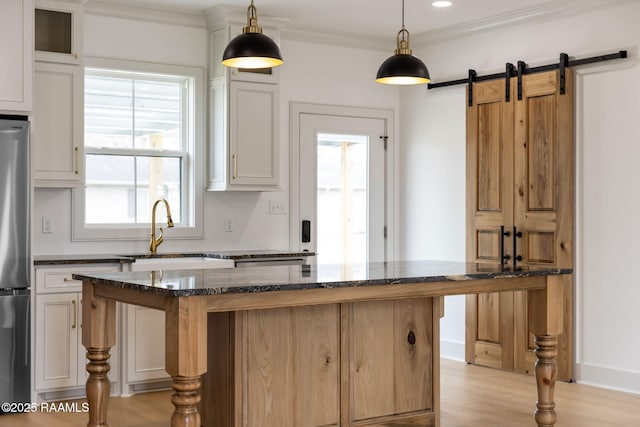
xmin=294 ymin=111 xmax=388 ymax=264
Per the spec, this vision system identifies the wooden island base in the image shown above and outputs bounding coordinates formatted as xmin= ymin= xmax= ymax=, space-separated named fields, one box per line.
xmin=78 ymin=261 xmax=568 ymax=427
xmin=201 ymin=298 xmax=441 ymax=427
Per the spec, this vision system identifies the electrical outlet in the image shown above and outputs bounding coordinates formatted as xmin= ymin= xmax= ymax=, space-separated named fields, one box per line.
xmin=269 ymin=200 xmax=287 ymax=215
xmin=42 ymin=217 xmax=53 ymax=234
xmin=224 ymin=217 xmax=234 ymax=232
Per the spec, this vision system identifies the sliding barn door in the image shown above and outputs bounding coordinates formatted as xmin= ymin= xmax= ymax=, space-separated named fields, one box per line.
xmin=512 ymin=69 xmax=574 ymax=380
xmin=465 ymin=70 xmax=574 ymax=381
xmin=465 ymin=78 xmax=516 ymax=370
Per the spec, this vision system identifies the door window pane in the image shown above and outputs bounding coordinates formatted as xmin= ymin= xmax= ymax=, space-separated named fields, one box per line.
xmin=317 ymin=134 xmax=367 ymax=264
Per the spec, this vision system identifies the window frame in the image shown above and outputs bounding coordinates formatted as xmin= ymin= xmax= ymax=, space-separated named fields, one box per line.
xmin=72 ymin=57 xmax=205 ymax=241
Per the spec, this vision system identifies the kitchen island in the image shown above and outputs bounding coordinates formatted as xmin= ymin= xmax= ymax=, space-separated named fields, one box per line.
xmin=75 ymin=261 xmax=571 ymax=427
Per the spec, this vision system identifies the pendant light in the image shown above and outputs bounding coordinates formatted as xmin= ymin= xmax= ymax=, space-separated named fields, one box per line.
xmin=376 ymin=0 xmax=430 ymax=85
xmin=222 ymin=0 xmax=283 ymax=69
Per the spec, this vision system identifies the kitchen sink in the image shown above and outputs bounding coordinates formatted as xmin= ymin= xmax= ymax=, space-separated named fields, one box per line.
xmin=129 ymin=256 xmax=234 ymax=271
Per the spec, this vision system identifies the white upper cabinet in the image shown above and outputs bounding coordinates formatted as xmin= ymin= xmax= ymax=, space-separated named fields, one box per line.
xmin=32 ymin=62 xmax=84 ymax=187
xmin=208 ymin=80 xmax=279 ymax=191
xmin=32 ymin=0 xmax=85 ymax=187
xmin=35 ymin=0 xmax=84 ymax=65
xmin=206 ymin=10 xmax=282 ymax=191
xmin=0 ymin=0 xmax=33 ymax=112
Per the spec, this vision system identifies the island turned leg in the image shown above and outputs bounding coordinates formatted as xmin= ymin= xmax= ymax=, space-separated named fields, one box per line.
xmin=86 ymin=348 xmax=112 ymax=427
xmin=165 ymin=297 xmax=207 ymax=427
xmin=533 ymin=335 xmax=558 ymax=427
xmin=528 ymin=275 xmax=567 ymax=427
xmin=82 ymin=282 xmax=117 ymax=427
xmin=171 ymin=376 xmax=202 ymax=427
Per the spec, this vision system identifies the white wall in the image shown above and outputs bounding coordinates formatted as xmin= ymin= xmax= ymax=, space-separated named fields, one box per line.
xmin=402 ymin=1 xmax=640 ymax=392
xmin=32 ymin=14 xmax=398 ymax=256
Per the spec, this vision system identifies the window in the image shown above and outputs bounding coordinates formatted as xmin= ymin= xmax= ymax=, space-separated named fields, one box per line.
xmin=73 ymin=58 xmax=204 ymax=241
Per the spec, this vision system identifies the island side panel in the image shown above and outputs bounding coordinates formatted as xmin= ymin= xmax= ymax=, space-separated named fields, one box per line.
xmin=200 ymin=312 xmax=233 ymax=427
xmin=242 ymin=305 xmax=341 ymax=427
xmin=349 ymin=297 xmax=435 ymax=426
xmin=202 ymin=305 xmax=341 ymax=427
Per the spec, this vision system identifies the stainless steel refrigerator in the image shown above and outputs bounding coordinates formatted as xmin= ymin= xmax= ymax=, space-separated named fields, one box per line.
xmin=0 ymin=117 xmax=30 ymax=411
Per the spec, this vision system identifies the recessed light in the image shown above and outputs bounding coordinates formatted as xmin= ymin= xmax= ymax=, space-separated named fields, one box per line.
xmin=432 ymin=1 xmax=453 ymax=7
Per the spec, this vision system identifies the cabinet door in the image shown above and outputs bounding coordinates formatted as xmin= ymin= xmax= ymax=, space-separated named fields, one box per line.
xmin=349 ymin=298 xmax=434 ymax=424
xmin=465 ymin=79 xmax=516 ymax=371
xmin=229 ymin=81 xmax=279 ymax=187
xmin=0 ymin=0 xmax=33 ymax=111
xmin=125 ymin=306 xmax=168 ymax=383
xmin=35 ymin=293 xmax=79 ymax=390
xmin=513 ymin=70 xmax=574 ymax=380
xmin=35 ymin=0 xmax=83 ymax=64
xmin=32 ymin=62 xmax=83 ymax=186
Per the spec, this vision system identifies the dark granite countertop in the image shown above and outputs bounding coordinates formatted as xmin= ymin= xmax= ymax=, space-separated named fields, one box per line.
xmin=73 ymin=260 xmax=572 ymax=297
xmin=34 ymin=250 xmax=314 ymax=266
xmin=33 ymin=254 xmax=136 ymax=265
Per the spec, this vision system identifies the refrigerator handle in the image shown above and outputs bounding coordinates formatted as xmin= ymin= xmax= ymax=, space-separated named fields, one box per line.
xmin=25 ymin=294 xmax=30 ymax=366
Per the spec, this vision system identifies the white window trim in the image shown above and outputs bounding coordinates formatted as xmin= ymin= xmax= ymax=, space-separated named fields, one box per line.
xmin=72 ymin=57 xmax=205 ymax=241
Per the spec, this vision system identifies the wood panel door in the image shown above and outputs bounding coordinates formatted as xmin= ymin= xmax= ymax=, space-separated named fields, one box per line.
xmin=512 ymin=69 xmax=574 ymax=380
xmin=465 ymin=79 xmax=516 ymax=371
xmin=465 ymin=70 xmax=574 ymax=381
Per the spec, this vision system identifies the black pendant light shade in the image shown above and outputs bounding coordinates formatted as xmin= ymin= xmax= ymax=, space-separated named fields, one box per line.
xmin=376 ymin=0 xmax=430 ymax=85
xmin=376 ymin=49 xmax=430 ymax=85
xmin=222 ymin=0 xmax=283 ymax=69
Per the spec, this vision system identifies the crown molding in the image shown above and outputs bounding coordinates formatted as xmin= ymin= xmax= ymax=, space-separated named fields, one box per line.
xmin=280 ymin=28 xmax=392 ymax=52
xmin=412 ymin=0 xmax=635 ymax=47
xmin=84 ymin=0 xmax=633 ymax=50
xmin=84 ymin=0 xmax=207 ymax=28
xmin=203 ymin=4 xmax=290 ymax=30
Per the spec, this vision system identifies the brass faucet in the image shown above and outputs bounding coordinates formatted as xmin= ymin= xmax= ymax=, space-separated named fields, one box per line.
xmin=149 ymin=198 xmax=174 ymax=255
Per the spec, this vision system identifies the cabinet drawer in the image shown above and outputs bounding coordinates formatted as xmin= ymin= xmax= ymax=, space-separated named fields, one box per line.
xmin=35 ymin=264 xmax=120 ymax=293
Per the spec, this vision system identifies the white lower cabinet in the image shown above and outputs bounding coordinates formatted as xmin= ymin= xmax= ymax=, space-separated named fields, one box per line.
xmin=35 ymin=259 xmax=237 ymax=400
xmin=121 ymin=306 xmax=170 ymax=395
xmin=34 ymin=264 xmax=120 ymax=401
xmin=35 ymin=293 xmax=80 ymax=390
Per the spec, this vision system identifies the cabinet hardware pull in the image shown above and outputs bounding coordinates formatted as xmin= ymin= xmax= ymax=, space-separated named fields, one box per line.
xmin=71 ymin=300 xmax=77 ymax=329
xmin=232 ymin=154 xmax=238 ymax=179
xmin=63 ymin=277 xmax=74 ymax=282
xmin=74 ymin=147 xmax=79 ymax=175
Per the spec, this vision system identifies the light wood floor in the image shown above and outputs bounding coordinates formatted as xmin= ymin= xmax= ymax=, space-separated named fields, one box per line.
xmin=2 ymin=359 xmax=638 ymax=426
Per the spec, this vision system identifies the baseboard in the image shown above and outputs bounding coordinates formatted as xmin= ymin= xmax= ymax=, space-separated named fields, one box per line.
xmin=440 ymin=339 xmax=465 ymax=362
xmin=575 ymin=363 xmax=640 ymax=395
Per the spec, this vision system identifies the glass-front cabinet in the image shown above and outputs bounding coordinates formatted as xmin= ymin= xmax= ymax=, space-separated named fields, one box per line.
xmin=35 ymin=0 xmax=83 ymax=64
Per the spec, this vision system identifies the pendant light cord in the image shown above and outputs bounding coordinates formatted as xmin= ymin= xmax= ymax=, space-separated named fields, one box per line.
xmin=402 ymin=0 xmax=405 ymax=30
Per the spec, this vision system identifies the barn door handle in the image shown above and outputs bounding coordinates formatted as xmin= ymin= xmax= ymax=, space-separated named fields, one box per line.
xmin=513 ymin=227 xmax=523 ymax=268
xmin=500 ymin=225 xmax=511 ymax=265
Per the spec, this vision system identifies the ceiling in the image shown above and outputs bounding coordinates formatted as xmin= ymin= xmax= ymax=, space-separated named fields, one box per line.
xmin=88 ymin=0 xmax=610 ymax=44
